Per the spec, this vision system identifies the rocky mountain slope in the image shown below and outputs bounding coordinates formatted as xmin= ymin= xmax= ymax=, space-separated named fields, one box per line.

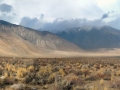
xmin=56 ymin=26 xmax=120 ymax=50
xmin=0 ymin=20 xmax=82 ymax=57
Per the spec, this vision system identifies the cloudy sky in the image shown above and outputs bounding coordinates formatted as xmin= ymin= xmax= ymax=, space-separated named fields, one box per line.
xmin=0 ymin=0 xmax=120 ymax=31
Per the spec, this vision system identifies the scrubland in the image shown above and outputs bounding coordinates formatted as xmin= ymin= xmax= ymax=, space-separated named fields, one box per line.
xmin=0 ymin=57 xmax=120 ymax=90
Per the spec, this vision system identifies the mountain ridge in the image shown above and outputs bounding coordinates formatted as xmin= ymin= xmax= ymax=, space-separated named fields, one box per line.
xmin=0 ymin=20 xmax=83 ymax=57
xmin=56 ymin=25 xmax=120 ymax=50
xmin=0 ymin=20 xmax=120 ymax=57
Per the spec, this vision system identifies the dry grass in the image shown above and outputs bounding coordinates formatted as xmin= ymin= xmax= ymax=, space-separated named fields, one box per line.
xmin=0 ymin=57 xmax=119 ymax=90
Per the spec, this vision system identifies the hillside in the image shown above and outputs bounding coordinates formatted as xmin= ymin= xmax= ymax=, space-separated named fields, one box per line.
xmin=0 ymin=20 xmax=83 ymax=57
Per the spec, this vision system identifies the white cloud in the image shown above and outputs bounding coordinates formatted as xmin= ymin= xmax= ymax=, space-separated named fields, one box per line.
xmin=97 ymin=0 xmax=118 ymax=11
xmin=2 ymin=0 xmax=104 ymax=21
xmin=0 ymin=0 xmax=120 ymax=30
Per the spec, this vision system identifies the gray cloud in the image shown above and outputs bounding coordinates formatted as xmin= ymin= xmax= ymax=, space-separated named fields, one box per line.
xmin=0 ymin=3 xmax=18 ymax=23
xmin=101 ymin=11 xmax=114 ymax=19
xmin=0 ymin=3 xmax=13 ymax=12
xmin=101 ymin=13 xmax=109 ymax=19
xmin=20 ymin=12 xmax=120 ymax=32
xmin=20 ymin=16 xmax=105 ymax=32
xmin=42 ymin=19 xmax=105 ymax=32
xmin=20 ymin=17 xmax=44 ymax=29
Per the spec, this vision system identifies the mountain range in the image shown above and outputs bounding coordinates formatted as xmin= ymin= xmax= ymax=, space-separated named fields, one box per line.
xmin=56 ymin=26 xmax=120 ymax=50
xmin=0 ymin=20 xmax=120 ymax=57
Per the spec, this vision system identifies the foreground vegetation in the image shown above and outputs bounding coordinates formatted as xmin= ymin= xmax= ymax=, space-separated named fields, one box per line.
xmin=0 ymin=57 xmax=120 ymax=90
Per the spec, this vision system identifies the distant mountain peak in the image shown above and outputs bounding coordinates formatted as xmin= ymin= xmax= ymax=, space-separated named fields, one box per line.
xmin=65 ymin=25 xmax=98 ymax=33
xmin=81 ymin=25 xmax=98 ymax=31
xmin=65 ymin=25 xmax=119 ymax=33
xmin=99 ymin=25 xmax=114 ymax=29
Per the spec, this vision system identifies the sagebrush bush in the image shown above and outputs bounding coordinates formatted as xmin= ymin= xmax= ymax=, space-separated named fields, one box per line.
xmin=59 ymin=68 xmax=66 ymax=77
xmin=109 ymin=80 xmax=120 ymax=88
xmin=27 ymin=65 xmax=34 ymax=72
xmin=48 ymin=72 xmax=56 ymax=83
xmin=104 ymin=86 xmax=108 ymax=90
xmin=0 ymin=57 xmax=120 ymax=89
xmin=55 ymin=75 xmax=72 ymax=90
xmin=100 ymin=79 xmax=104 ymax=85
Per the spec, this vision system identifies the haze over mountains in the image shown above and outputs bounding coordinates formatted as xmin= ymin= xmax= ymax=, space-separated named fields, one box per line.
xmin=56 ymin=26 xmax=120 ymax=50
xmin=0 ymin=20 xmax=120 ymax=57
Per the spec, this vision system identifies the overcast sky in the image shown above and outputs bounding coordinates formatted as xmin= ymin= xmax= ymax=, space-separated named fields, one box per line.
xmin=0 ymin=0 xmax=120 ymax=31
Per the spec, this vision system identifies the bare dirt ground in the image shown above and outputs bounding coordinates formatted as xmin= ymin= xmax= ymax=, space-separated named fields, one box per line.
xmin=0 ymin=57 xmax=120 ymax=90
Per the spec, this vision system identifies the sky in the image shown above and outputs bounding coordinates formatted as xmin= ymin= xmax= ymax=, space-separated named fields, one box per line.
xmin=0 ymin=0 xmax=120 ymax=32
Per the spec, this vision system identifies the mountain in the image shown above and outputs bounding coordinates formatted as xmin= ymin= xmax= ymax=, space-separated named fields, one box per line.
xmin=56 ymin=25 xmax=120 ymax=50
xmin=0 ymin=20 xmax=83 ymax=57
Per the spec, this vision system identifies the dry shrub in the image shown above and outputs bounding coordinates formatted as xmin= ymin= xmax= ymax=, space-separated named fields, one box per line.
xmin=104 ymin=86 xmax=108 ymax=90
xmin=115 ymin=70 xmax=120 ymax=76
xmin=0 ymin=77 xmax=15 ymax=87
xmin=109 ymin=80 xmax=120 ymax=88
xmin=59 ymin=68 xmax=66 ymax=77
xmin=3 ymin=77 xmax=14 ymax=85
xmin=27 ymin=65 xmax=34 ymax=72
xmin=4 ymin=72 xmax=9 ymax=78
xmin=81 ymin=68 xmax=90 ymax=77
xmin=72 ymin=69 xmax=82 ymax=76
xmin=96 ymin=69 xmax=111 ymax=80
xmin=17 ymin=67 xmax=27 ymax=78
xmin=0 ymin=65 xmax=3 ymax=75
xmin=48 ymin=72 xmax=56 ymax=83
xmin=10 ymin=83 xmax=25 ymax=90
xmin=85 ymin=75 xmax=97 ymax=81
xmin=54 ymin=75 xmax=72 ymax=90
xmin=63 ymin=73 xmax=84 ymax=86
xmin=91 ymin=85 xmax=98 ymax=90
xmin=100 ymin=79 xmax=104 ymax=85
